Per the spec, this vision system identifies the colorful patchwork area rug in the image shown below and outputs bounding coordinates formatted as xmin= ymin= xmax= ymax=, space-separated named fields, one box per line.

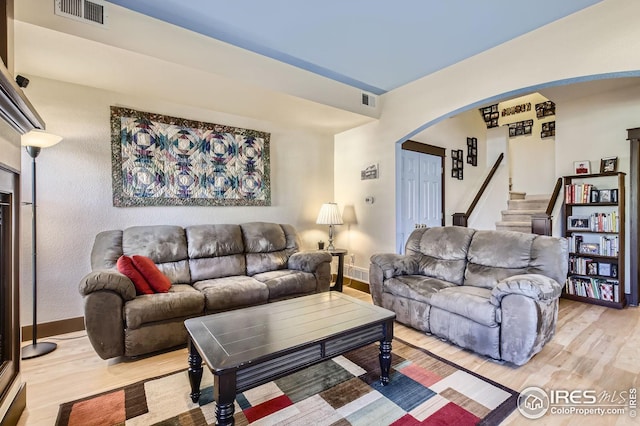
xmin=56 ymin=339 xmax=518 ymax=425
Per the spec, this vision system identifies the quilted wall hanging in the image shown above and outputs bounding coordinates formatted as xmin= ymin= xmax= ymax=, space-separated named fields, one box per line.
xmin=111 ymin=107 xmax=271 ymax=207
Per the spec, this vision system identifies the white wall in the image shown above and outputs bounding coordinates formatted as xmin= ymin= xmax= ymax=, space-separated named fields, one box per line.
xmin=553 ymin=84 xmax=640 ymax=293
xmin=19 ymin=77 xmax=335 ymax=325
xmin=410 ymin=108 xmax=490 ymax=225
xmin=334 ymin=0 xmax=640 ymax=274
xmin=501 ymin=93 xmax=556 ymax=195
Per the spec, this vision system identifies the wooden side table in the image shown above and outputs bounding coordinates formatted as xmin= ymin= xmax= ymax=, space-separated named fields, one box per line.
xmin=328 ymin=249 xmax=347 ymax=291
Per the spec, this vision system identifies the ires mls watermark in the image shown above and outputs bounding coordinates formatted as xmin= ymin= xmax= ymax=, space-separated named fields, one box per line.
xmin=518 ymin=386 xmax=637 ymax=419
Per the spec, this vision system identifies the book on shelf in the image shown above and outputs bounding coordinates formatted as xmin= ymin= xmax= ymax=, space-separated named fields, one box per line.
xmin=568 ymin=234 xmax=618 ymax=257
xmin=565 ymin=183 xmax=619 ymax=204
xmin=565 ymin=276 xmax=619 ymax=302
xmin=568 ymin=257 xmax=617 ymax=277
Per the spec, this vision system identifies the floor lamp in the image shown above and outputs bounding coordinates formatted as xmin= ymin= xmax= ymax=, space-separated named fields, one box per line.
xmin=21 ymin=129 xmax=62 ymax=360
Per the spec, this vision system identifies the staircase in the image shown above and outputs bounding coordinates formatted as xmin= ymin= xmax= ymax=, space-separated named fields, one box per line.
xmin=496 ymin=193 xmax=550 ymax=233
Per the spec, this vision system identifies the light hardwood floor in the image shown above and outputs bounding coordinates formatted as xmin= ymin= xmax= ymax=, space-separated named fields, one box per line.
xmin=17 ymin=287 xmax=640 ymax=425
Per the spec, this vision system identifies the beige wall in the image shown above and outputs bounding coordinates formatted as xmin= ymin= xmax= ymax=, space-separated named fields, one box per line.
xmin=18 ymin=77 xmax=335 ymax=324
xmin=12 ymin=0 xmax=640 ymax=325
xmin=334 ymin=0 xmax=640 ymax=275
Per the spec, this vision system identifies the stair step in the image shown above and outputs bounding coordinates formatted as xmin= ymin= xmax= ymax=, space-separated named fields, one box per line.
xmin=501 ymin=209 xmax=546 ymax=222
xmin=509 ymin=191 xmax=526 ymax=200
xmin=507 ymin=199 xmax=549 ymax=210
xmin=496 ymin=221 xmax=532 ymax=233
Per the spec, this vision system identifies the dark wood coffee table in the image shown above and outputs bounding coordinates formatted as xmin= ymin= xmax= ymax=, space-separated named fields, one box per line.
xmin=185 ymin=292 xmax=395 ymax=426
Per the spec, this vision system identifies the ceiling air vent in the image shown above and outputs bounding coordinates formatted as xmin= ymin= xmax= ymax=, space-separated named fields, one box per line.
xmin=361 ymin=92 xmax=377 ymax=108
xmin=55 ymin=0 xmax=107 ymax=27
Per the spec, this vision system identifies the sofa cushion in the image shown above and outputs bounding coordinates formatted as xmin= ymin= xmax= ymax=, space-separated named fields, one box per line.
xmin=429 ymin=286 xmax=498 ymax=327
xmin=384 ymin=275 xmax=456 ymax=304
xmin=465 ymin=230 xmax=535 ymax=289
xmin=406 ymin=227 xmax=475 ymax=285
xmin=92 ymin=230 xmax=123 ymax=270
xmin=116 ymin=255 xmax=154 ymax=295
xmin=253 ymin=270 xmax=317 ymax=299
xmin=131 ymin=255 xmax=172 ymax=293
xmin=124 ymin=284 xmax=204 ymax=329
xmin=189 ymin=254 xmax=246 ymax=281
xmin=186 ymin=224 xmax=244 ymax=258
xmin=157 ymin=260 xmax=191 ymax=284
xmin=241 ymin=222 xmax=287 ymax=253
xmin=246 ymin=252 xmax=289 ymax=276
xmin=123 ymin=225 xmax=188 ymax=263
xmin=193 ymin=276 xmax=269 ymax=311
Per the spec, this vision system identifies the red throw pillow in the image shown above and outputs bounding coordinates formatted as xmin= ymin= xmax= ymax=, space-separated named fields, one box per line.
xmin=117 ymin=255 xmax=154 ymax=295
xmin=131 ymin=255 xmax=172 ymax=293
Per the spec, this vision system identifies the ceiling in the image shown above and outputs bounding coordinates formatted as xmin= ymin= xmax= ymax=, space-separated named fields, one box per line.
xmin=104 ymin=0 xmax=602 ymax=95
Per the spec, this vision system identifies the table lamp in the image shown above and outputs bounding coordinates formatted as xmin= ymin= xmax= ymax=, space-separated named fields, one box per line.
xmin=316 ymin=203 xmax=343 ymax=251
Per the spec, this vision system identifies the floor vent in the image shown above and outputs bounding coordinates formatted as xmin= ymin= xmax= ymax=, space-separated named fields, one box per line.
xmin=345 ymin=265 xmax=369 ymax=284
xmin=55 ymin=0 xmax=107 ymax=26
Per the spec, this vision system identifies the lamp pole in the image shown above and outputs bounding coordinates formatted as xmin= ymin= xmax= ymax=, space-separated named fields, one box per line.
xmin=21 ymin=146 xmax=57 ymax=359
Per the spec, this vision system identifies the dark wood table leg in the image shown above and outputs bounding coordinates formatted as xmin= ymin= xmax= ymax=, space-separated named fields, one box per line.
xmin=335 ymin=253 xmax=345 ymax=292
xmin=188 ymin=339 xmax=203 ymax=403
xmin=379 ymin=320 xmax=394 ymax=385
xmin=214 ymin=373 xmax=237 ymax=426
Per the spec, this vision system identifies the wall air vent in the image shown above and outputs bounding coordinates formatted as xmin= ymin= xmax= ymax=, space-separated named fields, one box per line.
xmin=361 ymin=92 xmax=377 ymax=108
xmin=55 ymin=0 xmax=108 ymax=27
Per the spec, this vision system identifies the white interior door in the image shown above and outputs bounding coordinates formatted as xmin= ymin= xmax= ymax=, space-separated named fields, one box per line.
xmin=398 ymin=149 xmax=442 ymax=252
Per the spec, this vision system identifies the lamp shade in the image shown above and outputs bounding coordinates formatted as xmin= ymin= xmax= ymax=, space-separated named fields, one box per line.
xmin=316 ymin=203 xmax=343 ymax=225
xmin=21 ymin=129 xmax=63 ymax=148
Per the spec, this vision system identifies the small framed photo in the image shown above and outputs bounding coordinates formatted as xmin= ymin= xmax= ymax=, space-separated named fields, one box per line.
xmin=599 ymin=189 xmax=612 ymax=203
xmin=574 ymin=160 xmax=591 ymax=175
xmin=579 ymin=243 xmax=600 ymax=255
xmin=600 ymin=157 xmax=618 ymax=173
xmin=567 ymin=216 xmax=590 ymax=231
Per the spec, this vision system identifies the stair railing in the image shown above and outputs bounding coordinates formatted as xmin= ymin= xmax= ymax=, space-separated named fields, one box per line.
xmin=452 ymin=153 xmax=504 ymax=227
xmin=531 ymin=177 xmax=563 ymax=235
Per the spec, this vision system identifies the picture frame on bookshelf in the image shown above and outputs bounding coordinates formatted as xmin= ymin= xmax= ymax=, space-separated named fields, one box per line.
xmin=599 ymin=263 xmax=611 ymax=277
xmin=599 ymin=189 xmax=612 ymax=203
xmin=600 ymin=156 xmax=618 ymax=173
xmin=579 ymin=243 xmax=600 ymax=255
xmin=590 ymin=190 xmax=600 ymax=203
xmin=574 ymin=160 xmax=591 ymax=175
xmin=568 ymin=216 xmax=590 ymax=231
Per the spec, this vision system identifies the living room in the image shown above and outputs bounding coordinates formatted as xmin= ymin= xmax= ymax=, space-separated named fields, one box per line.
xmin=2 ymin=0 xmax=640 ymax=424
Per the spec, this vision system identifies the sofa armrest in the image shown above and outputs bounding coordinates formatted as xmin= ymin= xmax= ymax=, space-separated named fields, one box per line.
xmin=490 ymin=274 xmax=562 ymax=306
xmin=370 ymin=253 xmax=419 ymax=279
xmin=491 ymin=274 xmax=562 ymax=365
xmin=288 ymin=251 xmax=332 ymax=273
xmin=78 ymin=269 xmax=137 ymax=301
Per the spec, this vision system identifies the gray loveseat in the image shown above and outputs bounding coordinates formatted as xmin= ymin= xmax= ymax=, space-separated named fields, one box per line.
xmin=79 ymin=222 xmax=332 ymax=359
xmin=370 ymin=226 xmax=568 ymax=365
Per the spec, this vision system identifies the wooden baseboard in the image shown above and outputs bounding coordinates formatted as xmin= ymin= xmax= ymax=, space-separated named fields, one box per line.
xmin=21 ymin=317 xmax=85 ymax=342
xmin=343 ymin=278 xmax=370 ymax=293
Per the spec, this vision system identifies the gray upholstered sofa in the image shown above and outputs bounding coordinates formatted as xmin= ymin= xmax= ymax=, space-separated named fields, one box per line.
xmin=370 ymin=226 xmax=568 ymax=365
xmin=79 ymin=222 xmax=332 ymax=359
